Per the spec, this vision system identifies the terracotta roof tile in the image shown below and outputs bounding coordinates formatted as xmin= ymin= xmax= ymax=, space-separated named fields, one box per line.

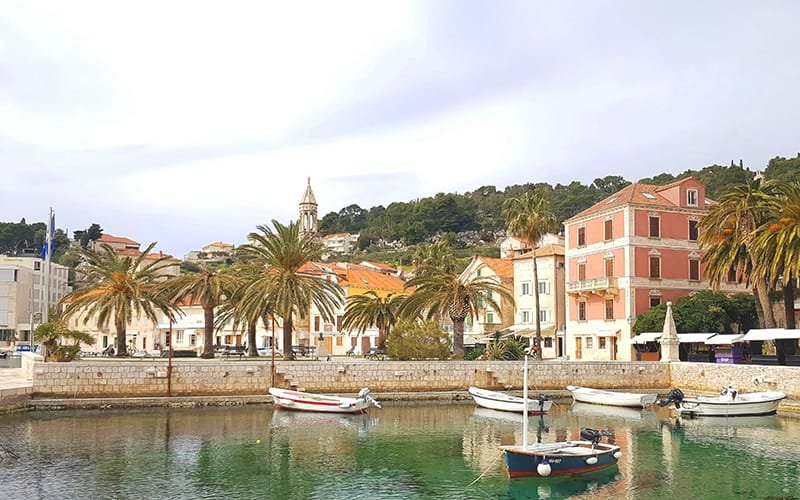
xmin=514 ymin=244 xmax=565 ymax=259
xmin=97 ymin=234 xmax=140 ymax=246
xmin=473 ymin=256 xmax=514 ymax=278
xmin=342 ymin=267 xmax=405 ymax=292
xmin=568 ymin=182 xmax=679 ymax=221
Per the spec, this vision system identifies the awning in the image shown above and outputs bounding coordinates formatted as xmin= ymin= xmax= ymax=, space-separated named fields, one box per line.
xmin=501 ymin=324 xmax=556 ymax=337
xmin=677 ymin=333 xmax=717 ymax=343
xmin=574 ymin=329 xmax=620 ymax=337
xmin=705 ymin=334 xmax=744 ymax=345
xmin=740 ymin=329 xmax=800 ymax=342
xmin=630 ymin=332 xmax=661 ymax=344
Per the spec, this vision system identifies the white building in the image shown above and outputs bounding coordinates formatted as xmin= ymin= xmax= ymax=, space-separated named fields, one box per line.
xmin=0 ymin=255 xmax=71 ymax=345
xmin=321 ymin=233 xmax=360 ymax=256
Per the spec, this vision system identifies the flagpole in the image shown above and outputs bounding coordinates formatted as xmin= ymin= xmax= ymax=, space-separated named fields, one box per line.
xmin=42 ymin=207 xmax=54 ymax=325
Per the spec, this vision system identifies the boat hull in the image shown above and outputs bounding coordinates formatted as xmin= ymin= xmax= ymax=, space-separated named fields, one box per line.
xmin=469 ymin=387 xmax=552 ymax=414
xmin=677 ymin=391 xmax=785 ymax=417
xmin=269 ymin=388 xmax=371 ymax=414
xmin=500 ymin=442 xmax=620 ymax=478
xmin=566 ymin=385 xmax=656 ymax=408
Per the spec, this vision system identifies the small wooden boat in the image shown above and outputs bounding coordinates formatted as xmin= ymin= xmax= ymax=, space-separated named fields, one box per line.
xmin=658 ymin=387 xmax=785 ymax=417
xmin=468 ymin=387 xmax=552 ymax=414
xmin=499 ymin=350 xmax=622 ymax=478
xmin=269 ymin=387 xmax=381 ymax=414
xmin=566 ymin=385 xmax=657 ymax=408
xmin=500 ymin=429 xmax=622 ymax=478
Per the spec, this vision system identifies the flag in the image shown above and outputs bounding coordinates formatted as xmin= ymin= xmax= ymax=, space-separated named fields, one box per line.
xmin=40 ymin=241 xmax=48 ymax=260
xmin=43 ymin=208 xmax=55 ymax=261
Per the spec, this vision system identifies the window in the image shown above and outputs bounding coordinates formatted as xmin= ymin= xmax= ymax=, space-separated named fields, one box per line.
xmin=649 ymin=216 xmax=660 ymax=238
xmin=599 ymin=337 xmax=607 ymax=349
xmin=577 ymin=226 xmax=586 ymax=246
xmin=544 ymin=337 xmax=553 ymax=348
xmin=687 ymin=189 xmax=698 ymax=207
xmin=539 ymin=309 xmax=548 ymax=323
xmin=688 ymin=220 xmax=699 ymax=241
xmin=578 ymin=263 xmax=586 ymax=281
xmin=578 ymin=301 xmax=587 ymax=321
xmin=604 ymin=258 xmax=614 ymax=278
xmin=522 ymin=310 xmax=530 ymax=323
xmin=649 ymin=256 xmax=661 ymax=279
xmin=34 ymin=261 xmax=41 ymax=271
xmin=190 ymin=334 xmax=197 ymax=346
xmin=176 ymin=330 xmax=184 ymax=343
xmin=336 ymin=336 xmax=344 ymax=346
xmin=586 ymin=337 xmax=594 ymax=349
xmin=605 ymin=299 xmax=614 ymax=320
xmin=0 ymin=269 xmax=17 ymax=282
xmin=314 ymin=316 xmax=321 ymax=331
xmin=649 ymin=296 xmax=661 ymax=308
xmin=689 ymin=259 xmax=700 ymax=281
xmin=486 ymin=311 xmax=494 ymax=324
xmin=727 ymin=267 xmax=737 ymax=283
xmin=604 ymin=219 xmax=613 ymax=241
xmin=537 ymin=281 xmax=550 ymax=295
xmin=521 ymin=282 xmax=530 ymax=296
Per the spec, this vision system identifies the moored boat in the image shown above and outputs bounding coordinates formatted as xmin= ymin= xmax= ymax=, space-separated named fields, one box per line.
xmin=499 ymin=350 xmax=622 ymax=478
xmin=566 ymin=385 xmax=657 ymax=408
xmin=468 ymin=387 xmax=552 ymax=414
xmin=269 ymin=387 xmax=381 ymax=414
xmin=500 ymin=429 xmax=622 ymax=478
xmin=658 ymin=387 xmax=785 ymax=417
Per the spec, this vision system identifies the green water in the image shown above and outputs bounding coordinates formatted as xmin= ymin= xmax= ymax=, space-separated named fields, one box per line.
xmin=0 ymin=402 xmax=799 ymax=499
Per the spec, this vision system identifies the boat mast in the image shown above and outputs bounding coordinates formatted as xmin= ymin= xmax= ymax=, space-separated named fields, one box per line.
xmin=522 ymin=350 xmax=528 ymax=450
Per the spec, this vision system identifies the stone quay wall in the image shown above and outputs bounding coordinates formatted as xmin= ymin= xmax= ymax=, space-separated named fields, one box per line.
xmin=31 ymin=360 xmax=669 ymax=398
xmin=670 ymin=362 xmax=800 ymax=400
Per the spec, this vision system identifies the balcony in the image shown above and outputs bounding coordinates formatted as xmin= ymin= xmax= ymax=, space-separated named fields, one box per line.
xmin=566 ymin=277 xmax=618 ymax=296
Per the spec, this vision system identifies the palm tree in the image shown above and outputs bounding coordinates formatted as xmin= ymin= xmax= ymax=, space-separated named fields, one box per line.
xmin=412 ymin=241 xmax=459 ymax=276
xmin=61 ymin=242 xmax=176 ymax=357
xmin=402 ymin=269 xmax=513 ymax=359
xmin=503 ymin=191 xmax=557 ymax=355
xmin=751 ymin=180 xmax=800 ymax=363
xmin=237 ymin=221 xmax=343 ymax=360
xmin=342 ymin=291 xmax=406 ymax=350
xmin=698 ymin=180 xmax=777 ymax=329
xmin=215 ymin=262 xmax=266 ymax=357
xmin=162 ymin=264 xmax=237 ymax=359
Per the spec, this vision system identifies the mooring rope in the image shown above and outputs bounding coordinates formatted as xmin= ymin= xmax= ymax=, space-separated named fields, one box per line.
xmin=467 ymin=450 xmax=504 ymax=487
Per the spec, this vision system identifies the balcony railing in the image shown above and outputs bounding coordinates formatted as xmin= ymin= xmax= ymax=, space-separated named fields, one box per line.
xmin=566 ymin=277 xmax=618 ymax=295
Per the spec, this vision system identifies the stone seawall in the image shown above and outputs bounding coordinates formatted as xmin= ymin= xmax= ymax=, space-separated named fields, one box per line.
xmin=32 ymin=360 xmax=669 ymax=398
xmin=670 ymin=362 xmax=800 ymax=400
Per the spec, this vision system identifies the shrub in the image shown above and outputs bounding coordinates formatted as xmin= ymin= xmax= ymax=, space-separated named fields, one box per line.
xmin=386 ymin=320 xmax=451 ymax=360
xmin=481 ymin=336 xmax=528 ymax=360
xmin=465 ymin=345 xmax=485 ymax=360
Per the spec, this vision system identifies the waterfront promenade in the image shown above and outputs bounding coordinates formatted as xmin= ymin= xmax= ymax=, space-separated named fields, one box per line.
xmin=1 ymin=357 xmax=799 ymax=415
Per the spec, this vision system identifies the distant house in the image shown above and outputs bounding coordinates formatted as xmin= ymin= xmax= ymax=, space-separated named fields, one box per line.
xmin=92 ymin=234 xmax=140 ymax=253
xmin=184 ymin=241 xmax=235 ymax=263
xmin=321 ymin=233 xmax=359 ymax=255
xmin=500 ymin=233 xmax=563 ymax=259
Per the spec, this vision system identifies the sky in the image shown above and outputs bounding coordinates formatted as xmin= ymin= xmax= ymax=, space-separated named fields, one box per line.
xmin=2 ymin=1 xmax=799 ymax=257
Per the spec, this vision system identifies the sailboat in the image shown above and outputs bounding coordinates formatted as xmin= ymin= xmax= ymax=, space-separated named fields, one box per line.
xmin=499 ymin=349 xmax=622 ymax=477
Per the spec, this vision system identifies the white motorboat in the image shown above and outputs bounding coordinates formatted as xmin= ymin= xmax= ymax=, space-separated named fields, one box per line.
xmin=269 ymin=387 xmax=381 ymax=414
xmin=468 ymin=387 xmax=552 ymax=414
xmin=566 ymin=385 xmax=657 ymax=408
xmin=658 ymin=387 xmax=785 ymax=417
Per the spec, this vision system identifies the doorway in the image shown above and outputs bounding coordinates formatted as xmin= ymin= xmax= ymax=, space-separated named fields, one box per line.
xmin=575 ymin=337 xmax=583 ymax=360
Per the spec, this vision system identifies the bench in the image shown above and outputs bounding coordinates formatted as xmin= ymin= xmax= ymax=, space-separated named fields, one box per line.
xmin=292 ymin=345 xmax=318 ymax=359
xmin=221 ymin=346 xmax=246 ymax=360
xmin=365 ymin=347 xmax=387 ymax=361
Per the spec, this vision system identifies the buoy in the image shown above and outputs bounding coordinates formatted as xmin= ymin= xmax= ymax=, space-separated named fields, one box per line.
xmin=256 ymin=439 xmax=261 ymax=445
xmin=537 ymin=459 xmax=552 ymax=477
xmin=586 ymin=456 xmax=598 ymax=465
xmin=613 ymin=451 xmax=623 ymax=459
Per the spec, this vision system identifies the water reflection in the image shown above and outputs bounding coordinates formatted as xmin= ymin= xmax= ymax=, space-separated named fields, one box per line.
xmin=0 ymin=403 xmax=799 ymax=499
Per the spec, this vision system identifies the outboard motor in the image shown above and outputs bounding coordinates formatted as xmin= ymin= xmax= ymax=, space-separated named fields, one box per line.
xmin=580 ymin=428 xmax=611 ymax=445
xmin=534 ymin=394 xmax=549 ymax=410
xmin=720 ymin=386 xmax=737 ymax=400
xmin=657 ymin=388 xmax=685 ymax=408
xmin=358 ymin=388 xmax=382 ymax=408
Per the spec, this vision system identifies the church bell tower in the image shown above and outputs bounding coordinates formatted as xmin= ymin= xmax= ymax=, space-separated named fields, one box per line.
xmin=299 ymin=177 xmax=318 ymax=237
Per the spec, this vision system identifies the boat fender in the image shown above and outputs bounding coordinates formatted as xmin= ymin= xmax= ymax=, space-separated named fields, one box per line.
xmin=613 ymin=451 xmax=623 ymax=459
xmin=585 ymin=456 xmax=598 ymax=465
xmin=537 ymin=458 xmax=552 ymax=477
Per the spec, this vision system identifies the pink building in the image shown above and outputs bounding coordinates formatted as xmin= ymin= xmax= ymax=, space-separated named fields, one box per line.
xmin=564 ymin=177 xmax=742 ymax=361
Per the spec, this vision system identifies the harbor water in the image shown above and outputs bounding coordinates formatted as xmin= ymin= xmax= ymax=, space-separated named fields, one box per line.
xmin=0 ymin=401 xmax=799 ymax=499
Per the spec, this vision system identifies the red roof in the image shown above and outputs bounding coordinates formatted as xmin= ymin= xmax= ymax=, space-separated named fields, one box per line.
xmin=472 ymin=256 xmax=513 ymax=279
xmin=97 ymin=233 xmax=140 ymax=246
xmin=568 ymin=179 xmax=699 ymax=221
xmin=342 ymin=267 xmax=405 ymax=292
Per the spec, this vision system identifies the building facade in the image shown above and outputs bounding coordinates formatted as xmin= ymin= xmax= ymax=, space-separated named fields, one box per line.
xmin=0 ymin=256 xmax=70 ymax=344
xmin=460 ymin=256 xmax=515 ymax=344
xmin=512 ymin=244 xmax=566 ymax=359
xmin=564 ymin=178 xmax=743 ymax=361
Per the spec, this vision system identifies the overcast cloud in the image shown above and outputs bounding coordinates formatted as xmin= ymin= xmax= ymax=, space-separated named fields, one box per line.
xmin=2 ymin=1 xmax=799 ymax=256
